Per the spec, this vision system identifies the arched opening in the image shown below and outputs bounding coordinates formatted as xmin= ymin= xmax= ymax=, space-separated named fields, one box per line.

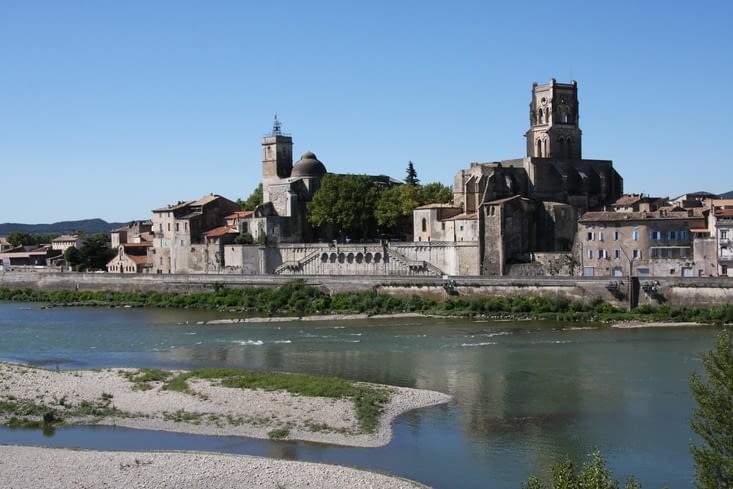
xmin=421 ymin=218 xmax=427 ymax=233
xmin=538 ymin=109 xmax=544 ymax=124
xmin=536 ymin=139 xmax=542 ymax=157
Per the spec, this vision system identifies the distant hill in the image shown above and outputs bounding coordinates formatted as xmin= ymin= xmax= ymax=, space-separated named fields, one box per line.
xmin=719 ymin=190 xmax=733 ymax=199
xmin=0 ymin=219 xmax=128 ymax=236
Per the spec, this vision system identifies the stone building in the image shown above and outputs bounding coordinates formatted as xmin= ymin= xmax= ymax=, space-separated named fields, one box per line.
xmin=255 ymin=117 xmax=327 ymax=243
xmin=110 ymin=221 xmax=153 ymax=249
xmin=415 ymin=79 xmax=623 ymax=275
xmin=692 ymin=199 xmax=733 ymax=277
xmin=150 ymin=194 xmax=240 ymax=274
xmin=106 ymin=242 xmax=153 ymax=274
xmin=578 ymin=199 xmax=705 ymax=278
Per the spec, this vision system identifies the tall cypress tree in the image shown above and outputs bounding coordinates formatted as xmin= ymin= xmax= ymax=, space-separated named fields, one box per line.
xmin=405 ymin=161 xmax=419 ymax=186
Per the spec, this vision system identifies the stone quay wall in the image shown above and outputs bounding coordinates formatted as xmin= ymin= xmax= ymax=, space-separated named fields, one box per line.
xmin=1 ymin=271 xmax=732 ymax=308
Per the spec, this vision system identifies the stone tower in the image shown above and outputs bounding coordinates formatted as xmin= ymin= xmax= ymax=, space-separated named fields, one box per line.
xmin=262 ymin=115 xmax=293 ymax=203
xmin=525 ymin=79 xmax=582 ymax=159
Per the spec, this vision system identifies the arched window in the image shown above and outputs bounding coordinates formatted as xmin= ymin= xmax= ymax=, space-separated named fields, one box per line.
xmin=538 ymin=109 xmax=544 ymax=124
xmin=421 ymin=218 xmax=427 ymax=232
xmin=536 ymin=139 xmax=542 ymax=157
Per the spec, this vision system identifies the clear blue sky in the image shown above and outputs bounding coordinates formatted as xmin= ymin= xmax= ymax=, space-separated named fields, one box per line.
xmin=1 ymin=1 xmax=731 ymax=224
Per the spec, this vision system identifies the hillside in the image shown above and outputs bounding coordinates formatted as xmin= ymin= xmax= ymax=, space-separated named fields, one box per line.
xmin=0 ymin=219 xmax=128 ymax=236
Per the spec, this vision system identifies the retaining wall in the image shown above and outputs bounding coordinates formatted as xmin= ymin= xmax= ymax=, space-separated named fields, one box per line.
xmin=1 ymin=271 xmax=731 ymax=307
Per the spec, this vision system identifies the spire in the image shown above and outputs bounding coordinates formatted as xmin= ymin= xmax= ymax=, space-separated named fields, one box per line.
xmin=272 ymin=114 xmax=282 ymax=136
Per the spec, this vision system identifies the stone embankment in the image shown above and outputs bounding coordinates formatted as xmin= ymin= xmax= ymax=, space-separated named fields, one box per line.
xmin=2 ymin=270 xmax=732 ymax=307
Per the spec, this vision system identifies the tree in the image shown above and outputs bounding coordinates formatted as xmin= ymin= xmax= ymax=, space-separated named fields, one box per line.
xmin=6 ymin=232 xmax=32 ymax=247
xmin=375 ymin=184 xmax=421 ymax=239
xmin=307 ymin=174 xmax=383 ymax=240
xmin=522 ymin=449 xmax=640 ymax=489
xmin=405 ymin=161 xmax=420 ymax=186
xmin=375 ymin=181 xmax=453 ymax=239
xmin=63 ymin=246 xmax=83 ymax=270
xmin=418 ymin=182 xmax=453 ymax=204
xmin=690 ymin=330 xmax=733 ymax=489
xmin=238 ymin=183 xmax=263 ymax=211
xmin=69 ymin=233 xmax=114 ymax=271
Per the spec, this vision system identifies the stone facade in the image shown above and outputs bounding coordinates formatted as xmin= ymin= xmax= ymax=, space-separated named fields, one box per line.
xmin=415 ymin=79 xmax=622 ymax=276
xmin=577 ymin=206 xmax=705 ymax=278
xmin=150 ymin=194 xmax=240 ymax=274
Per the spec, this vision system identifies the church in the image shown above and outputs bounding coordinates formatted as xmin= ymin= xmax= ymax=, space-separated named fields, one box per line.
xmin=414 ymin=79 xmax=623 ymax=275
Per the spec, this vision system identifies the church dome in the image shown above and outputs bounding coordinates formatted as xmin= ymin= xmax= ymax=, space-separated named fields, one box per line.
xmin=291 ymin=151 xmax=327 ymax=178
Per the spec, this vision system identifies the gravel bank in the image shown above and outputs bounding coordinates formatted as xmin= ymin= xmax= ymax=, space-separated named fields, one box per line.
xmin=0 ymin=361 xmax=451 ymax=487
xmin=0 ymin=362 xmax=451 ymax=447
xmin=0 ymin=445 xmax=430 ymax=488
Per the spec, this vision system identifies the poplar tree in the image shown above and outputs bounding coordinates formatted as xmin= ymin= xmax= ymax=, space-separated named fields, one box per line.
xmin=689 ymin=330 xmax=733 ymax=489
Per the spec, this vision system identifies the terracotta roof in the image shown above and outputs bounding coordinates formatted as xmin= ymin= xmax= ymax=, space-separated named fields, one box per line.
xmin=579 ymin=209 xmax=705 ymax=223
xmin=226 ymin=210 xmax=253 ymax=219
xmin=122 ymin=242 xmax=153 ymax=248
xmin=714 ymin=209 xmax=733 ymax=217
xmin=128 ymin=255 xmax=150 ymax=265
xmin=205 ymin=226 xmax=238 ymax=238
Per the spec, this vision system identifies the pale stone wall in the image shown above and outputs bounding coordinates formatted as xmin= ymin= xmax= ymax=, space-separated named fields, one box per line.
xmin=2 ymin=271 xmax=733 ymax=308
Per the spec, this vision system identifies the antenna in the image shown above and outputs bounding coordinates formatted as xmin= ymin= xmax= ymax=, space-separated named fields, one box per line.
xmin=272 ymin=114 xmax=282 ymax=136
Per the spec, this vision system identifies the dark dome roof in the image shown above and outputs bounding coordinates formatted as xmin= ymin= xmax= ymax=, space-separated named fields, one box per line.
xmin=291 ymin=151 xmax=327 ymax=178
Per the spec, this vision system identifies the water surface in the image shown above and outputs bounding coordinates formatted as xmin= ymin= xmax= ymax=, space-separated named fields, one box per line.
xmin=0 ymin=303 xmax=717 ymax=488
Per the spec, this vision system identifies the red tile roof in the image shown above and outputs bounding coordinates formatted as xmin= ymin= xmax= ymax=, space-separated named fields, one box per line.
xmin=205 ymin=226 xmax=237 ymax=238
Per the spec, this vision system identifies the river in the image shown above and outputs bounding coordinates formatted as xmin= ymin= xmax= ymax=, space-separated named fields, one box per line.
xmin=0 ymin=303 xmax=718 ymax=489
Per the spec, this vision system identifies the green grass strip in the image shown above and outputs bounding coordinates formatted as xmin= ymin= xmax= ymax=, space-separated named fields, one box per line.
xmin=164 ymin=368 xmax=389 ymax=433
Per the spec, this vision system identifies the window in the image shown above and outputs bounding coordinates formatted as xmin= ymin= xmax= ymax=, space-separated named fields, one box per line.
xmin=599 ymin=249 xmax=607 ymax=259
xmin=632 ymin=249 xmax=641 ymax=259
xmin=441 ymin=222 xmax=445 ymax=230
xmin=167 ymin=223 xmax=171 ymax=232
xmin=586 ymin=232 xmax=594 ymax=241
xmin=680 ymin=248 xmax=687 ymax=258
xmin=421 ymin=218 xmax=427 ymax=233
xmin=599 ymin=231 xmax=605 ymax=242
xmin=587 ymin=249 xmax=593 ymax=259
xmin=614 ymin=231 xmax=620 ymax=241
xmin=614 ymin=249 xmax=621 ymax=259
xmin=650 ymin=230 xmax=662 ymax=240
xmin=176 ymin=223 xmax=179 ymax=232
xmin=632 ymin=229 xmax=639 ymax=241
xmin=722 ymin=230 xmax=729 ymax=240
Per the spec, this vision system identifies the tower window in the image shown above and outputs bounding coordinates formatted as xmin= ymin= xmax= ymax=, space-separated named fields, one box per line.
xmin=421 ymin=218 xmax=427 ymax=233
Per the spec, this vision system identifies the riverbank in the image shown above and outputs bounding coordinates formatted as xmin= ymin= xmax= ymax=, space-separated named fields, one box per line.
xmin=0 ymin=361 xmax=450 ymax=487
xmin=0 ymin=362 xmax=451 ymax=447
xmin=0 ymin=445 xmax=430 ymax=488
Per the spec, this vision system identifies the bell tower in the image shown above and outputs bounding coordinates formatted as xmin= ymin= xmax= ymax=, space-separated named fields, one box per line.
xmin=262 ymin=115 xmax=293 ymax=203
xmin=525 ymin=79 xmax=582 ymax=159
